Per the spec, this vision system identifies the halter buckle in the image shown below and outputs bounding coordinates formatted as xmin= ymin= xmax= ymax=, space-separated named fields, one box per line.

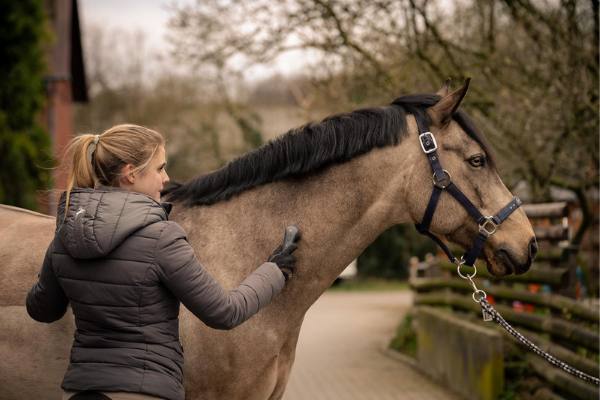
xmin=419 ymin=132 xmax=437 ymax=154
xmin=479 ymin=216 xmax=499 ymax=236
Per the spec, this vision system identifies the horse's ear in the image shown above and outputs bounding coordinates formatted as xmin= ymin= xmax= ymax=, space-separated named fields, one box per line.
xmin=430 ymin=77 xmax=471 ymax=125
xmin=436 ymin=78 xmax=451 ymax=97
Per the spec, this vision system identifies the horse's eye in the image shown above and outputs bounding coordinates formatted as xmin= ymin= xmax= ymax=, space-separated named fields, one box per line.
xmin=469 ymin=156 xmax=484 ymax=168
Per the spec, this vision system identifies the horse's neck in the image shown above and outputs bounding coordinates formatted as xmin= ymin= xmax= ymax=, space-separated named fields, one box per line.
xmin=171 ymin=124 xmax=419 ymax=322
xmin=274 ymin=146 xmax=415 ymax=311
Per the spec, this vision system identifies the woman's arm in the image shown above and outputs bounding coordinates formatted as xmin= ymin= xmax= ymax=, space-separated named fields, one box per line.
xmin=154 ymin=223 xmax=285 ymax=330
xmin=26 ymin=240 xmax=70 ymax=323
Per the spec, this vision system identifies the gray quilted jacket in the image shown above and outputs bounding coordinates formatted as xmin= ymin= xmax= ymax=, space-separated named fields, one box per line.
xmin=26 ymin=186 xmax=285 ymax=400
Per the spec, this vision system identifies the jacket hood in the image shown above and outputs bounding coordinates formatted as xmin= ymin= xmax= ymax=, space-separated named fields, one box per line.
xmin=56 ymin=186 xmax=172 ymax=259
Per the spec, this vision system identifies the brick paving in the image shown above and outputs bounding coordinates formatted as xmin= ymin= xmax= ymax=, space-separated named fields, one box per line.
xmin=282 ymin=291 xmax=459 ymax=400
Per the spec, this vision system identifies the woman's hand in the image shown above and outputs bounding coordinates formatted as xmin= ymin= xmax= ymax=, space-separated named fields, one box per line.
xmin=268 ymin=243 xmax=298 ymax=281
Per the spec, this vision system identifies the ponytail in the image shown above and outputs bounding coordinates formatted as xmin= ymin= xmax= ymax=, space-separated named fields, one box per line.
xmin=62 ymin=124 xmax=165 ymax=222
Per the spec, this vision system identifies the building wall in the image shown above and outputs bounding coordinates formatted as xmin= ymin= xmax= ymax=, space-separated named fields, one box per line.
xmin=41 ymin=0 xmax=84 ymax=215
xmin=47 ymin=80 xmax=74 ymax=214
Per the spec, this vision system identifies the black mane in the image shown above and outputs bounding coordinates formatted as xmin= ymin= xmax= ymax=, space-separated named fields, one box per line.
xmin=162 ymin=93 xmax=495 ymax=206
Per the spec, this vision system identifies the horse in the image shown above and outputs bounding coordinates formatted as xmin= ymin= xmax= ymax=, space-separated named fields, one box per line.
xmin=0 ymin=79 xmax=536 ymax=399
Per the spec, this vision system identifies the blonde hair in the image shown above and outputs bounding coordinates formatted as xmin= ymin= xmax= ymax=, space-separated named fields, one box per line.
xmin=64 ymin=124 xmax=165 ymax=215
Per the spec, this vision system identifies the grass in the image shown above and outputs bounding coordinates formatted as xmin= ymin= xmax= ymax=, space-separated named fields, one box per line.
xmin=389 ymin=313 xmax=417 ymax=358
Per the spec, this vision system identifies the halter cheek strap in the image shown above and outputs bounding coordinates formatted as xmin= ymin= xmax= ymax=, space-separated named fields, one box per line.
xmin=414 ymin=115 xmax=521 ymax=267
xmin=416 ymin=116 xmax=446 ymax=183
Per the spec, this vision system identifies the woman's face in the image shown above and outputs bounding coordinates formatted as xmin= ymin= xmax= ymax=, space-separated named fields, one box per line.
xmin=122 ymin=146 xmax=170 ymax=202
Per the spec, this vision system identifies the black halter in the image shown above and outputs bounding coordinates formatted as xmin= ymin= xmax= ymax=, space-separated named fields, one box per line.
xmin=414 ymin=115 xmax=522 ymax=268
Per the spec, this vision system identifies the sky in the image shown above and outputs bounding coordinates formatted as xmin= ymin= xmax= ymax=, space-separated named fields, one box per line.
xmin=79 ymin=0 xmax=178 ymax=53
xmin=78 ymin=0 xmax=306 ymax=81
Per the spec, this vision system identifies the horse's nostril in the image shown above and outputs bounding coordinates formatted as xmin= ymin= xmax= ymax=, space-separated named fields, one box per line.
xmin=529 ymin=238 xmax=538 ymax=260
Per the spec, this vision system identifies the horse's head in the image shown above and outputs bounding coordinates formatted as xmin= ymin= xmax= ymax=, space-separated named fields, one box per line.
xmin=405 ymin=79 xmax=536 ymax=277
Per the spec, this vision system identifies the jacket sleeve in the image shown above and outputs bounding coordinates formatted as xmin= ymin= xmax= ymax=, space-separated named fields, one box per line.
xmin=26 ymin=240 xmax=69 ymax=323
xmin=154 ymin=222 xmax=286 ymax=330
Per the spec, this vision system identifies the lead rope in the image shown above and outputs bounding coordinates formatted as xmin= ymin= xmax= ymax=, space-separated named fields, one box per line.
xmin=456 ymin=261 xmax=600 ymax=386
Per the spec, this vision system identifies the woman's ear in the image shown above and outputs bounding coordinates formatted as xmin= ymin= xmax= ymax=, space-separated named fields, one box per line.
xmin=121 ymin=164 xmax=135 ymax=185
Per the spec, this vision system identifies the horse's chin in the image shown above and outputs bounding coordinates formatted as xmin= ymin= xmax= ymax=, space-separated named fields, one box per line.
xmin=485 ymin=249 xmax=530 ymax=277
xmin=477 ymin=253 xmax=510 ymax=278
xmin=485 ymin=258 xmax=512 ymax=277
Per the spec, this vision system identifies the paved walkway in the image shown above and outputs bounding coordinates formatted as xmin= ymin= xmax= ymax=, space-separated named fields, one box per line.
xmin=282 ymin=291 xmax=459 ymax=400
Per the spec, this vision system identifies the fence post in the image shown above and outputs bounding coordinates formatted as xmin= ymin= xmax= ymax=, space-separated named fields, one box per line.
xmin=551 ymin=245 xmax=580 ymax=352
xmin=554 ymin=245 xmax=579 ymax=299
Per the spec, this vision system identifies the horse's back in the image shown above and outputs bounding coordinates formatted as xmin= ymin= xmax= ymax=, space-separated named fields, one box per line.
xmin=0 ymin=204 xmax=55 ymax=305
xmin=0 ymin=204 xmax=73 ymax=400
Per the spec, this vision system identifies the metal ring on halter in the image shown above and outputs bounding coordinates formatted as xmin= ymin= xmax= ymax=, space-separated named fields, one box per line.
xmin=432 ymin=169 xmax=451 ymax=188
xmin=472 ymin=290 xmax=487 ymax=302
xmin=456 ymin=260 xmax=477 ymax=279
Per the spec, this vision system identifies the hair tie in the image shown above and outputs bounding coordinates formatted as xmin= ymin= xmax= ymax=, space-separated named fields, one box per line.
xmin=94 ymin=134 xmax=100 ymax=145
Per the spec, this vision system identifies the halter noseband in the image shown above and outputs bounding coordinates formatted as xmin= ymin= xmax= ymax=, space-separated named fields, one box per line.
xmin=414 ymin=115 xmax=522 ymax=269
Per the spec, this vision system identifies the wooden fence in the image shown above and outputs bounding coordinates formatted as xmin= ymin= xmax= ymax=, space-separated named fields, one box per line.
xmin=409 ymin=202 xmax=599 ymax=400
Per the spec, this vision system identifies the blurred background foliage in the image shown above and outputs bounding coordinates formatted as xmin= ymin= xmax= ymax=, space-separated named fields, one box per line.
xmin=5 ymin=0 xmax=597 ymax=280
xmin=0 ymin=0 xmax=53 ymax=210
xmin=358 ymin=225 xmax=438 ymax=280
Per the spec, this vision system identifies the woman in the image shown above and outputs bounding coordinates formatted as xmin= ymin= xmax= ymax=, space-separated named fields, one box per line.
xmin=26 ymin=124 xmax=299 ymax=400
